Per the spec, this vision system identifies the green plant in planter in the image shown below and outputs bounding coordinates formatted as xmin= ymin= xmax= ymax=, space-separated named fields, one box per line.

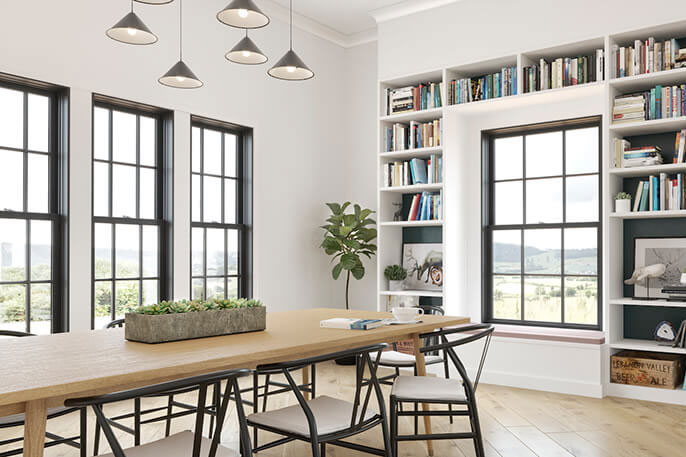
xmin=134 ymin=298 xmax=263 ymax=315
xmin=384 ymin=264 xmax=407 ymax=281
xmin=615 ymin=192 xmax=631 ymax=200
xmin=320 ymin=202 xmax=377 ymax=310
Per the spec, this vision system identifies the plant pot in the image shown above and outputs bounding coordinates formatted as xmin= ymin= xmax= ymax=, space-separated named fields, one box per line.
xmin=681 ymin=273 xmax=686 ymax=284
xmin=388 ymin=280 xmax=404 ymax=291
xmin=124 ymin=307 xmax=266 ymax=343
xmin=615 ymin=199 xmax=631 ymax=213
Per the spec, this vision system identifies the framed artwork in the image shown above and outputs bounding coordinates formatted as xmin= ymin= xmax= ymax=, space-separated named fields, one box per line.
xmin=402 ymin=243 xmax=443 ymax=291
xmin=634 ymin=237 xmax=686 ymax=298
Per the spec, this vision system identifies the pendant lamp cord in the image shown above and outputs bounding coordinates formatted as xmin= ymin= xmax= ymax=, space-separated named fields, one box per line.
xmin=130 ymin=0 xmax=133 ymax=13
xmin=290 ymin=0 xmax=293 ymax=49
xmin=179 ymin=0 xmax=183 ymax=60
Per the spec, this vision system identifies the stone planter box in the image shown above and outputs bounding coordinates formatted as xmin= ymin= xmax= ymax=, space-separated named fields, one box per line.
xmin=124 ymin=307 xmax=266 ymax=344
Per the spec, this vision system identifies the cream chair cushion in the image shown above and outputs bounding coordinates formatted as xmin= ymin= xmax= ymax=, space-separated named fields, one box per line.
xmin=99 ymin=431 xmax=238 ymax=457
xmin=379 ymin=350 xmax=443 ymax=367
xmin=391 ymin=376 xmax=466 ymax=402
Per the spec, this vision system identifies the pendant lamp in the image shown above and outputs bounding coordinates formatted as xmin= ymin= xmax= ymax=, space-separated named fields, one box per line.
xmin=268 ymin=0 xmax=313 ymax=81
xmin=226 ymin=30 xmax=268 ymax=65
xmin=159 ymin=0 xmax=203 ymax=88
xmin=217 ymin=0 xmax=269 ymax=29
xmin=107 ymin=1 xmax=157 ymax=45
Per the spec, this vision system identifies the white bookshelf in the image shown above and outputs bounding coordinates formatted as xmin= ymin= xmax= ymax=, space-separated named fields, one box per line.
xmin=379 ymin=290 xmax=443 ymax=298
xmin=609 ymin=163 xmax=686 ymax=177
xmin=609 ymin=298 xmax=686 ymax=308
xmin=609 ymin=210 xmax=686 ymax=219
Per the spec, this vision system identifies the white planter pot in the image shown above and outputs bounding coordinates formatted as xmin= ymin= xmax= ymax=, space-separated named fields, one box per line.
xmin=388 ymin=280 xmax=404 ymax=291
xmin=681 ymin=273 xmax=686 ymax=284
xmin=615 ymin=199 xmax=631 ymax=213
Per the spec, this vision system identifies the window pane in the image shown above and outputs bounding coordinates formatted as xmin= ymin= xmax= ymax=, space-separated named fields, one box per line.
xmin=565 ymin=127 xmax=598 ymax=175
xmin=192 ymin=127 xmax=201 ymax=173
xmin=524 ymin=276 xmax=561 ymax=322
xmin=0 ymin=219 xmax=26 ymax=281
xmin=494 ymin=136 xmax=522 ymax=180
xmin=93 ymin=107 xmax=109 ymax=160
xmin=224 ymin=133 xmax=237 ymax=177
xmin=142 ymin=279 xmax=158 ymax=306
xmin=27 ymin=153 xmax=49 ymax=213
xmin=0 ymin=87 xmax=23 ymax=149
xmin=203 ymin=176 xmax=222 ymax=223
xmin=227 ymin=277 xmax=238 ymax=299
xmin=139 ymin=116 xmax=156 ymax=166
xmin=30 ymin=220 xmax=51 ymax=281
xmin=139 ymin=167 xmax=155 ymax=219
xmin=526 ymin=131 xmax=562 ymax=178
xmin=0 ymin=149 xmax=23 ymax=211
xmin=206 ymin=277 xmax=224 ymax=299
xmin=115 ymin=224 xmax=139 ymax=278
xmin=206 ymin=228 xmax=225 ymax=276
xmin=28 ymin=94 xmax=49 ymax=152
xmin=0 ymin=284 xmax=26 ymax=328
xmin=524 ymin=228 xmax=561 ymax=274
xmin=192 ymin=175 xmax=201 ymax=222
xmin=564 ymin=228 xmax=597 ymax=275
xmin=94 ymin=281 xmax=112 ymax=325
xmin=224 ymin=179 xmax=236 ymax=224
xmin=566 ymin=175 xmax=598 ymax=222
xmin=115 ymin=280 xmax=139 ymax=317
xmin=493 ymin=275 xmax=520 ymax=320
xmin=93 ymin=162 xmax=110 ymax=217
xmin=493 ymin=230 xmax=520 ymax=274
xmin=564 ymin=277 xmax=598 ymax=325
xmin=112 ymin=164 xmax=137 ymax=218
xmin=191 ymin=228 xmax=204 ymax=276
xmin=227 ymin=230 xmax=238 ymax=275
xmin=494 ymin=181 xmax=522 ymax=225
xmin=526 ymin=178 xmax=562 ymax=223
xmin=112 ymin=111 xmax=136 ymax=164
xmin=203 ymin=129 xmax=222 ymax=175
xmin=142 ymin=226 xmax=158 ymax=277
xmin=192 ymin=278 xmax=204 ymax=300
xmin=94 ymin=223 xmax=112 ymax=279
xmin=30 ymin=283 xmax=51 ymax=334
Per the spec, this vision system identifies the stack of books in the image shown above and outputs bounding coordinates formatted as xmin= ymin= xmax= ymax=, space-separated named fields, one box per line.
xmin=522 ymin=50 xmax=604 ymax=93
xmin=383 ymin=155 xmax=442 ymax=187
xmin=631 ymin=173 xmax=685 ymax=212
xmin=611 ymin=37 xmax=685 ymax=78
xmin=407 ymin=192 xmax=442 ymax=221
xmin=383 ymin=119 xmax=442 ymax=151
xmin=320 ymin=318 xmax=384 ymax=330
xmin=661 ymin=285 xmax=686 ymax=301
xmin=385 ymin=82 xmax=443 ymax=115
xmin=613 ymin=84 xmax=686 ymax=123
xmin=612 ymin=94 xmax=646 ymax=123
xmin=624 ymin=145 xmax=663 ymax=168
xmin=447 ymin=65 xmax=517 ymax=105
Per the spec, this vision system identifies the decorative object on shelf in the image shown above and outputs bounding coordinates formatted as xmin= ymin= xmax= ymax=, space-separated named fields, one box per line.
xmin=106 ymin=1 xmax=158 ymax=45
xmin=226 ymin=30 xmax=267 ymax=65
xmin=384 ymin=264 xmax=407 ymax=291
xmin=615 ymin=192 xmax=632 ymax=213
xmin=402 ymin=243 xmax=443 ymax=291
xmin=672 ymin=320 xmax=686 ymax=348
xmin=654 ymin=320 xmax=677 ymax=345
xmin=610 ymin=350 xmax=684 ymax=390
xmin=268 ymin=0 xmax=314 ymax=81
xmin=392 ymin=202 xmax=403 ymax=221
xmin=631 ymin=237 xmax=686 ymax=298
xmin=320 ymin=202 xmax=377 ymax=310
xmin=159 ymin=0 xmax=203 ymax=88
xmin=125 ymin=298 xmax=265 ymax=343
xmin=217 ymin=0 xmax=270 ymax=29
xmin=625 ymin=263 xmax=666 ymax=299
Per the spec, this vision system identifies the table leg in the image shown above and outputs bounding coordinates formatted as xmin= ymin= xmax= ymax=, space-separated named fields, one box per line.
xmin=412 ymin=333 xmax=434 ymax=457
xmin=302 ymin=366 xmax=310 ymax=400
xmin=24 ymin=399 xmax=47 ymax=457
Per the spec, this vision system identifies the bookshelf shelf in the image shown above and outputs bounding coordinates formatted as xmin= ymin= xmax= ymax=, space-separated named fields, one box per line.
xmin=379 ymin=146 xmax=442 ymax=160
xmin=379 ymin=183 xmax=443 ymax=193
xmin=609 ymin=163 xmax=686 ymax=177
xmin=609 ymin=298 xmax=686 ymax=308
xmin=379 ymin=220 xmax=443 ymax=227
xmin=609 ymin=116 xmax=686 ymax=135
xmin=609 ymin=67 xmax=686 ymax=92
xmin=379 ymin=107 xmax=443 ymax=123
xmin=610 ymin=339 xmax=686 ymax=354
xmin=605 ymin=382 xmax=686 ymax=405
xmin=379 ymin=290 xmax=444 ymax=298
xmin=609 ymin=210 xmax=686 ymax=219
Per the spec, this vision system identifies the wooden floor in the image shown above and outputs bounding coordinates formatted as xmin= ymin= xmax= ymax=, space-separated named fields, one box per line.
xmin=3 ymin=361 xmax=686 ymax=457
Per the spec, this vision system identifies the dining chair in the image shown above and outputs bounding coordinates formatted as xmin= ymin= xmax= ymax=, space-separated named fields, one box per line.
xmin=247 ymin=343 xmax=392 ymax=457
xmin=65 ymin=368 xmax=253 ymax=457
xmin=389 ymin=324 xmax=494 ymax=457
xmin=0 ymin=330 xmax=87 ymax=457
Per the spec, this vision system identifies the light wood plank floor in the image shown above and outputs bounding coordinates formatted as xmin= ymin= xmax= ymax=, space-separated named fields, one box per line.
xmin=2 ymin=361 xmax=686 ymax=457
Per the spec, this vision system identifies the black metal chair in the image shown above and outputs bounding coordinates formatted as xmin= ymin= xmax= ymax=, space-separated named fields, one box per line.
xmin=247 ymin=343 xmax=392 ymax=457
xmin=389 ymin=324 xmax=494 ymax=457
xmin=65 ymin=368 xmax=253 ymax=457
xmin=0 ymin=330 xmax=87 ymax=457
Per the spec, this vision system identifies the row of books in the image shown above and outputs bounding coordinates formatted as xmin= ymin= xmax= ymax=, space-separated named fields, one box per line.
xmin=446 ymin=66 xmax=517 ymax=105
xmin=383 ymin=156 xmax=443 ymax=187
xmin=407 ymin=192 xmax=442 ymax=221
xmin=383 ymin=119 xmax=442 ymax=152
xmin=385 ymin=82 xmax=443 ymax=115
xmin=631 ymin=173 xmax=686 ymax=211
xmin=522 ymin=51 xmax=604 ymax=93
xmin=612 ymin=85 xmax=686 ymax=123
xmin=612 ymin=139 xmax=664 ymax=168
xmin=611 ymin=37 xmax=686 ymax=78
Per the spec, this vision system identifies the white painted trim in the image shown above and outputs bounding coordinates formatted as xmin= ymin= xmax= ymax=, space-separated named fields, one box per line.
xmin=479 ymin=370 xmax=605 ymax=398
xmin=370 ymin=0 xmax=460 ymax=24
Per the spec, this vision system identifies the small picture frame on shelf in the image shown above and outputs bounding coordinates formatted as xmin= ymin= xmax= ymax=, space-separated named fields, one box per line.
xmin=633 ymin=237 xmax=686 ymax=298
xmin=402 ymin=243 xmax=443 ymax=291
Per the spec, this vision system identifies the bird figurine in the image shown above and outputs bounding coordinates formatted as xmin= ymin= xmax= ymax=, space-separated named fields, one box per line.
xmin=624 ymin=263 xmax=666 ymax=285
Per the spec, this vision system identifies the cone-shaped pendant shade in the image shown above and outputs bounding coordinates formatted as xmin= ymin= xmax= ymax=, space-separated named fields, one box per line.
xmin=217 ymin=0 xmax=269 ymax=29
xmin=226 ymin=35 xmax=268 ymax=65
xmin=135 ymin=0 xmax=173 ymax=4
xmin=268 ymin=49 xmax=314 ymax=80
xmin=158 ymin=60 xmax=203 ymax=88
xmin=106 ymin=11 xmax=158 ymax=45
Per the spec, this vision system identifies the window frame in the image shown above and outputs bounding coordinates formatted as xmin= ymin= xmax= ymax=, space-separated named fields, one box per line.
xmin=482 ymin=117 xmax=603 ymax=330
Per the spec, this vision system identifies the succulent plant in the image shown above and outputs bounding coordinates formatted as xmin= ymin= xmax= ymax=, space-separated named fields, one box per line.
xmin=384 ymin=264 xmax=407 ymax=281
xmin=133 ymin=297 xmax=263 ymax=315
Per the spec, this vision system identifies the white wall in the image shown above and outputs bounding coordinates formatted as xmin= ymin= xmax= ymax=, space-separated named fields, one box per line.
xmin=0 ymin=0 xmax=352 ymax=329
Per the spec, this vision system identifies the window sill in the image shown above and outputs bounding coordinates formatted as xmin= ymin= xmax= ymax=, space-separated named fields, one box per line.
xmin=491 ymin=324 xmax=605 ymax=345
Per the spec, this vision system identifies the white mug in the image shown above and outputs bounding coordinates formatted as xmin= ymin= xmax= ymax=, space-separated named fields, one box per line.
xmin=392 ymin=307 xmax=423 ymax=322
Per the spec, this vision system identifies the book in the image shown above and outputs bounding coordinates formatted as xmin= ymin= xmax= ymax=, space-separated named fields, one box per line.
xmin=639 ymin=181 xmax=649 ymax=211
xmin=613 ymin=35 xmax=683 ymax=78
xmin=633 ymin=181 xmax=644 ymax=212
xmin=320 ymin=318 xmax=384 ymax=330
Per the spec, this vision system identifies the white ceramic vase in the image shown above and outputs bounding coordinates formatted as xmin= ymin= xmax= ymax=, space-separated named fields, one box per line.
xmin=388 ymin=280 xmax=404 ymax=291
xmin=615 ymin=199 xmax=631 ymax=213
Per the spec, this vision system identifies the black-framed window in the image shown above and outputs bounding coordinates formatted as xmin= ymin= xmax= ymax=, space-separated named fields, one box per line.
xmin=483 ymin=118 xmax=601 ymax=329
xmin=191 ymin=119 xmax=252 ymax=300
xmin=92 ymin=99 xmax=172 ymax=328
xmin=0 ymin=79 xmax=68 ymax=334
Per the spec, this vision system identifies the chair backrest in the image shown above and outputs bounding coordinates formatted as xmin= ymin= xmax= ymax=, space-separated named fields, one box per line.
xmin=65 ymin=368 xmax=252 ymax=457
xmin=256 ymin=343 xmax=388 ymax=437
xmin=0 ymin=330 xmax=35 ymax=337
xmin=105 ymin=318 xmax=125 ymax=329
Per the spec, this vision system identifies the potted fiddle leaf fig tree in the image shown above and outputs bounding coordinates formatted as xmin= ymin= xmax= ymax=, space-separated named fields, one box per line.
xmin=320 ymin=202 xmax=377 ymax=310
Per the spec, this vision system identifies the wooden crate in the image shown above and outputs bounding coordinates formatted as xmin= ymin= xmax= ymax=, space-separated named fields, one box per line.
xmin=610 ymin=350 xmax=685 ymax=389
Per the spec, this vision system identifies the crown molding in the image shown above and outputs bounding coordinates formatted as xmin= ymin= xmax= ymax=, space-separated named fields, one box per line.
xmin=370 ymin=0 xmax=459 ymax=24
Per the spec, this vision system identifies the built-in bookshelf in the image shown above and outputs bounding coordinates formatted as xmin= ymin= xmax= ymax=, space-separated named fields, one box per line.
xmin=377 ymin=18 xmax=686 ymax=405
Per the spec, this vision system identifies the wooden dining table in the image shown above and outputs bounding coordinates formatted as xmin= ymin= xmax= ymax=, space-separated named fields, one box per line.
xmin=0 ymin=308 xmax=468 ymax=457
